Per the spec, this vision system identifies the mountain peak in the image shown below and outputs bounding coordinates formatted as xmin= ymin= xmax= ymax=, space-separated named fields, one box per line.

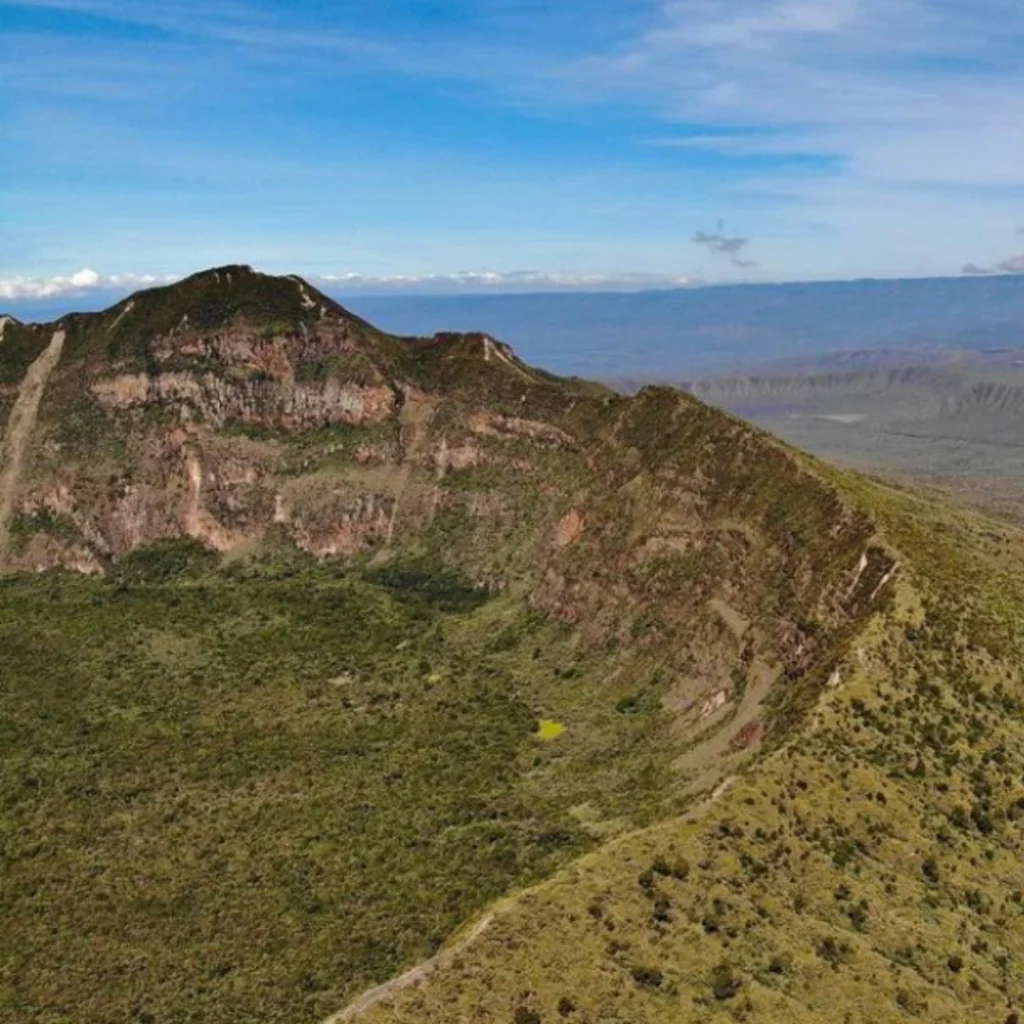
xmin=196 ymin=262 xmax=256 ymax=278
xmin=51 ymin=266 xmax=396 ymax=375
xmin=116 ymin=265 xmax=359 ymax=331
xmin=0 ymin=266 xmax=579 ymax=414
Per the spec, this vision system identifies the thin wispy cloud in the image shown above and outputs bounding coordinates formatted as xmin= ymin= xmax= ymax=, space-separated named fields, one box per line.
xmin=640 ymin=0 xmax=862 ymax=53
xmin=318 ymin=269 xmax=695 ymax=293
xmin=596 ymin=0 xmax=1024 ymax=182
xmin=4 ymin=0 xmax=1024 ymax=281
xmin=573 ymin=0 xmax=1024 ymax=275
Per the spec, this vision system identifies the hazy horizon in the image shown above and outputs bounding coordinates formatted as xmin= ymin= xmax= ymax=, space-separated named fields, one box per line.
xmin=8 ymin=269 xmax=1024 ymax=379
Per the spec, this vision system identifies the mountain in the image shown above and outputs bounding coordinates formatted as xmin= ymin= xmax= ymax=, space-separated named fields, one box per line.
xmin=2 ymin=267 xmax=1024 ymax=1024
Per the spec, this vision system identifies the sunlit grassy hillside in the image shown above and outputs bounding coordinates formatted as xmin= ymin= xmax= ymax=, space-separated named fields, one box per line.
xmin=353 ymin=474 xmax=1024 ymax=1024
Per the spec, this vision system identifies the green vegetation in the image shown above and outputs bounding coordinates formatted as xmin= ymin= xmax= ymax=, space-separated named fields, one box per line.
xmin=0 ymin=553 xmax=697 ymax=1023
xmin=111 ymin=536 xmax=220 ymax=583
xmin=7 ymin=508 xmax=80 ymax=555
xmin=62 ymin=266 xmax=365 ymax=368
xmin=0 ymin=322 xmax=50 ymax=387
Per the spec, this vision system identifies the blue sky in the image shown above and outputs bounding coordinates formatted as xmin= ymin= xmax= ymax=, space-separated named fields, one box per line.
xmin=4 ymin=0 xmax=1024 ymax=300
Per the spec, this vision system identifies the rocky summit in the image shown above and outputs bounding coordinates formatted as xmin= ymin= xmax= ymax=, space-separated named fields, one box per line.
xmin=2 ymin=268 xmax=1024 ymax=1024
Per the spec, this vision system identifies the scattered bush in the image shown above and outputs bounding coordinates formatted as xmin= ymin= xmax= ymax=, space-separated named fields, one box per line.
xmin=817 ymin=937 xmax=852 ymax=969
xmin=113 ymin=537 xmax=219 ymax=584
xmin=631 ymin=967 xmax=664 ymax=990
xmin=652 ymin=897 xmax=672 ymax=923
xmin=710 ymin=962 xmax=741 ymax=1000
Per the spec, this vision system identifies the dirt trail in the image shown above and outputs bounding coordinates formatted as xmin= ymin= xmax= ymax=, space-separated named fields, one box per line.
xmin=321 ymin=774 xmax=737 ymax=1024
xmin=0 ymin=328 xmax=66 ymax=561
xmin=710 ymin=775 xmax=736 ymax=803
xmin=322 ymin=914 xmax=494 ymax=1024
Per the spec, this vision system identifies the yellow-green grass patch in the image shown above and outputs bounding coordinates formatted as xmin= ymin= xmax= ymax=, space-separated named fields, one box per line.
xmin=536 ymin=719 xmax=566 ymax=741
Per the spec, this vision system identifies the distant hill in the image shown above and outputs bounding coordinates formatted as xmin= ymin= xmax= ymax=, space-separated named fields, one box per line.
xmin=343 ymin=275 xmax=1024 ymax=377
xmin=675 ymin=355 xmax=1024 ymax=486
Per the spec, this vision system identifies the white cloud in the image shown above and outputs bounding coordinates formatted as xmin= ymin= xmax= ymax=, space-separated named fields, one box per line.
xmin=589 ymin=0 xmax=1024 ymax=193
xmin=0 ymin=266 xmax=695 ymax=305
xmin=312 ymin=269 xmax=695 ymax=293
xmin=647 ymin=0 xmax=862 ymax=53
xmin=69 ymin=268 xmax=101 ymax=288
xmin=0 ymin=269 xmax=177 ymax=301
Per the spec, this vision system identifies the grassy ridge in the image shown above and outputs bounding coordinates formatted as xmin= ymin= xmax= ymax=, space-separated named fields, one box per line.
xmin=351 ymin=477 xmax=1024 ymax=1024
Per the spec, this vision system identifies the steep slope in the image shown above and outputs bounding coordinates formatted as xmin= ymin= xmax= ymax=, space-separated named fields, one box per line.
xmin=1 ymin=265 xmax=889 ymax=693
xmin=352 ymin=477 xmax=1024 ymax=1024
xmin=0 ymin=329 xmax=66 ymax=560
xmin=0 ymin=269 xmax=934 ymax=1024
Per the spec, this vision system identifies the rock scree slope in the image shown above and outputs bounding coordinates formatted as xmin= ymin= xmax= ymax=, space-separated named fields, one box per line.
xmin=0 ymin=328 xmax=65 ymax=561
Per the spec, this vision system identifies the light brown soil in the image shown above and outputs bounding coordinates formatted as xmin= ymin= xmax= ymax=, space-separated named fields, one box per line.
xmin=0 ymin=329 xmax=66 ymax=563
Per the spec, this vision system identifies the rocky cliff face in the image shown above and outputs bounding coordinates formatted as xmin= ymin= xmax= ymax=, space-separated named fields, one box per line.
xmin=0 ymin=266 xmax=896 ymax=749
